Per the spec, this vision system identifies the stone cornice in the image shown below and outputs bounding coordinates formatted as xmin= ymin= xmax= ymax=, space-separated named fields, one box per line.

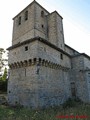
xmin=9 ymin=58 xmax=70 ymax=71
xmin=7 ymin=37 xmax=71 ymax=57
xmin=80 ymin=69 xmax=90 ymax=72
xmin=72 ymin=53 xmax=90 ymax=60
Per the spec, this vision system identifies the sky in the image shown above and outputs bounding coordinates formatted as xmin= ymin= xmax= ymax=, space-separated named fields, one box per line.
xmin=0 ymin=0 xmax=90 ymax=55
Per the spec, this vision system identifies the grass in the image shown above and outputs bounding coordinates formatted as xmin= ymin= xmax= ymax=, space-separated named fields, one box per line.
xmin=0 ymin=103 xmax=90 ymax=120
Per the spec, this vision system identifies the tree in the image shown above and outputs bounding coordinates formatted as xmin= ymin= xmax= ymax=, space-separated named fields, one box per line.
xmin=1 ymin=68 xmax=8 ymax=81
xmin=0 ymin=48 xmax=8 ymax=76
xmin=0 ymin=48 xmax=8 ymax=92
xmin=0 ymin=48 xmax=5 ymax=54
xmin=0 ymin=68 xmax=8 ymax=91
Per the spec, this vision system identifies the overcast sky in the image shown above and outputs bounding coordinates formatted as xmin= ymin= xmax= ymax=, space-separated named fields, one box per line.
xmin=0 ymin=0 xmax=90 ymax=55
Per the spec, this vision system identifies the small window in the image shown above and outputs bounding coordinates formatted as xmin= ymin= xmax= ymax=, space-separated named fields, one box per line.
xmin=18 ymin=16 xmax=21 ymax=25
xmin=41 ymin=11 xmax=44 ymax=17
xmin=60 ymin=53 xmax=63 ymax=60
xmin=41 ymin=24 xmax=44 ymax=28
xmin=25 ymin=46 xmax=28 ymax=51
xmin=25 ymin=11 xmax=28 ymax=21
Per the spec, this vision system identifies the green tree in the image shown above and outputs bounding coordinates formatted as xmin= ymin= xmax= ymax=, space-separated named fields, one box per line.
xmin=0 ymin=68 xmax=8 ymax=92
xmin=0 ymin=48 xmax=8 ymax=92
xmin=1 ymin=68 xmax=8 ymax=81
xmin=0 ymin=48 xmax=8 ymax=76
xmin=0 ymin=48 xmax=5 ymax=70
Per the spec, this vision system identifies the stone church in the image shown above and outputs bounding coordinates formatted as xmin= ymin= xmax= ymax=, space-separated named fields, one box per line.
xmin=7 ymin=0 xmax=90 ymax=108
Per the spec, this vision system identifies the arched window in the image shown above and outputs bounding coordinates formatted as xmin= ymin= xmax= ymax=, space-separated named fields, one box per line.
xmin=41 ymin=11 xmax=44 ymax=17
xmin=25 ymin=11 xmax=28 ymax=21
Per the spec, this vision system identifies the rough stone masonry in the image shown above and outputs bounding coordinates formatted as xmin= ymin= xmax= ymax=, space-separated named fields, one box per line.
xmin=7 ymin=0 xmax=90 ymax=108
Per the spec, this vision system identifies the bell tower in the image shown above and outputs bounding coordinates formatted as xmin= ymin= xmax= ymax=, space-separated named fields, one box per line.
xmin=12 ymin=0 xmax=49 ymax=45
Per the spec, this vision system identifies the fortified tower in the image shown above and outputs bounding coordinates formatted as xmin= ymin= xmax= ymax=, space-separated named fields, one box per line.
xmin=12 ymin=1 xmax=65 ymax=50
xmin=7 ymin=0 xmax=71 ymax=108
xmin=7 ymin=0 xmax=90 ymax=108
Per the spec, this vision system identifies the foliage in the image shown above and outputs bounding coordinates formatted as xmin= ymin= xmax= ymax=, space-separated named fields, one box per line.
xmin=0 ymin=103 xmax=90 ymax=120
xmin=0 ymin=48 xmax=8 ymax=71
xmin=62 ymin=97 xmax=83 ymax=109
xmin=1 ymin=68 xmax=8 ymax=81
xmin=0 ymin=68 xmax=8 ymax=92
xmin=0 ymin=48 xmax=5 ymax=54
xmin=0 ymin=80 xmax=7 ymax=92
xmin=0 ymin=48 xmax=8 ymax=92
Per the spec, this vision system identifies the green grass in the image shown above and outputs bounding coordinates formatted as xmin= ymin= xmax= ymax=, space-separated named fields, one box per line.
xmin=0 ymin=104 xmax=90 ymax=120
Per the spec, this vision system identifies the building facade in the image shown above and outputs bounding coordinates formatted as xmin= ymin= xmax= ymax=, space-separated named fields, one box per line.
xmin=7 ymin=0 xmax=90 ymax=108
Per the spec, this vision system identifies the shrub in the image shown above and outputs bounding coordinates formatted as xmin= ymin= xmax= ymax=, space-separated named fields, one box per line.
xmin=0 ymin=68 xmax=8 ymax=92
xmin=0 ymin=80 xmax=7 ymax=92
xmin=62 ymin=97 xmax=82 ymax=109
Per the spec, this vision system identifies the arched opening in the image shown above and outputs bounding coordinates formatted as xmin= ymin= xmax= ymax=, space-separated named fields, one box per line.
xmin=25 ymin=11 xmax=28 ymax=21
xmin=41 ymin=11 xmax=44 ymax=17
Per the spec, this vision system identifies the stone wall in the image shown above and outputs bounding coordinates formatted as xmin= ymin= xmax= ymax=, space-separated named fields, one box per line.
xmin=56 ymin=12 xmax=65 ymax=50
xmin=8 ymin=37 xmax=72 ymax=108
xmin=8 ymin=66 xmax=39 ymax=107
xmin=37 ymin=40 xmax=71 ymax=68
xmin=8 ymin=41 xmax=38 ymax=64
xmin=12 ymin=3 xmax=35 ymax=45
xmin=8 ymin=58 xmax=71 ymax=108
xmin=48 ymin=12 xmax=57 ymax=46
xmin=84 ymin=57 xmax=90 ymax=69
xmin=34 ymin=2 xmax=49 ymax=40
xmin=12 ymin=1 xmax=49 ymax=46
xmin=71 ymin=55 xmax=84 ymax=70
xmin=71 ymin=55 xmax=90 ymax=103
xmin=48 ymin=11 xmax=64 ymax=50
xmin=37 ymin=65 xmax=71 ymax=107
xmin=85 ymin=71 xmax=90 ymax=102
xmin=8 ymin=39 xmax=71 ymax=68
xmin=12 ymin=1 xmax=65 ymax=51
xmin=70 ymin=69 xmax=89 ymax=102
xmin=8 ymin=0 xmax=90 ymax=108
xmin=83 ymin=56 xmax=90 ymax=102
xmin=65 ymin=45 xmax=79 ymax=56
